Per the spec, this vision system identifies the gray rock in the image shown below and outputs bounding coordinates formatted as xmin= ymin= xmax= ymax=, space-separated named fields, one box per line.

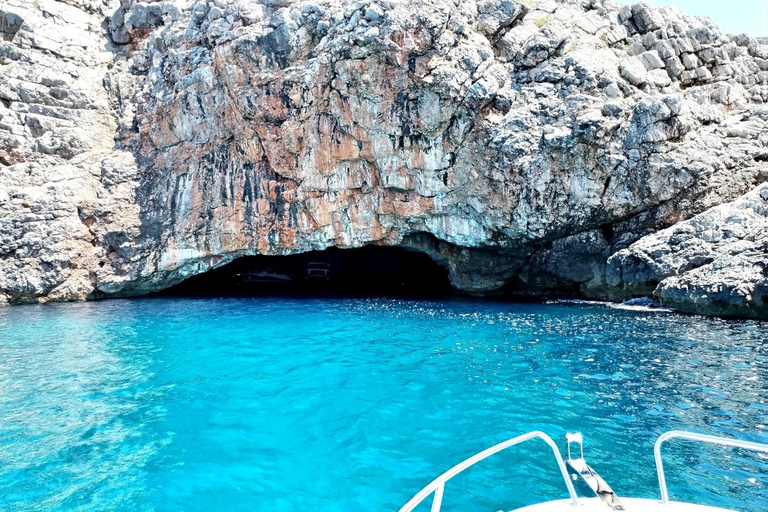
xmin=639 ymin=50 xmax=665 ymax=70
xmin=608 ymin=184 xmax=768 ymax=319
xmin=631 ymin=4 xmax=665 ymax=33
xmin=655 ymin=40 xmax=675 ymax=60
xmin=665 ymin=55 xmax=685 ymax=77
xmin=363 ymin=3 xmax=384 ymax=25
xmin=124 ymin=3 xmax=165 ymax=33
xmin=0 ymin=10 xmax=24 ymax=42
xmin=0 ymin=0 xmax=766 ymax=320
xmin=695 ymin=66 xmax=712 ymax=80
xmin=603 ymin=82 xmax=621 ymax=98
xmin=620 ymin=57 xmax=648 ymax=86
xmin=681 ymin=52 xmax=699 ymax=69
xmin=627 ymin=41 xmax=645 ymax=57
xmin=476 ymin=0 xmax=526 ymax=39
xmin=657 ymin=254 xmax=768 ymax=319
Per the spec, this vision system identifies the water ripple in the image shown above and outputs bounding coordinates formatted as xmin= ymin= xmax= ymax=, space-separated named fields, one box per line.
xmin=0 ymin=298 xmax=765 ymax=511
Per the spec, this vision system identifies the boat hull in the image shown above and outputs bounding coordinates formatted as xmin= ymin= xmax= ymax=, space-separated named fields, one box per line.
xmin=513 ymin=497 xmax=735 ymax=512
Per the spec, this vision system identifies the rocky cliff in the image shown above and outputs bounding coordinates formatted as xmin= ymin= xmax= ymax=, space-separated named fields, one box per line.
xmin=0 ymin=0 xmax=766 ymax=318
xmin=609 ymin=183 xmax=768 ymax=318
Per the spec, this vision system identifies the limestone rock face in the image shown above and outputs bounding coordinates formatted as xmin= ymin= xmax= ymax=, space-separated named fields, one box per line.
xmin=0 ymin=0 xmax=767 ymax=317
xmin=0 ymin=0 xmax=140 ymax=304
xmin=608 ymin=183 xmax=768 ymax=319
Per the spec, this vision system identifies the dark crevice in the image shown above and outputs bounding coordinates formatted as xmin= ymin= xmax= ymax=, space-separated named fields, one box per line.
xmin=159 ymin=245 xmax=454 ymax=298
xmin=601 ymin=175 xmax=612 ymax=198
xmin=677 ymin=256 xmax=715 ymax=274
xmin=599 ymin=222 xmax=614 ymax=242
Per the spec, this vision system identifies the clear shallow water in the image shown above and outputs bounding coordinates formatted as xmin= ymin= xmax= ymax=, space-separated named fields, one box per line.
xmin=0 ymin=298 xmax=766 ymax=512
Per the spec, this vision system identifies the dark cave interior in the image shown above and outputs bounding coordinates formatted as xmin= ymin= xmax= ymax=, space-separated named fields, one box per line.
xmin=160 ymin=245 xmax=454 ymax=298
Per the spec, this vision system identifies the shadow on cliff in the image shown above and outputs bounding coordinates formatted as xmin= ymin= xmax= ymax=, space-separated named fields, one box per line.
xmin=157 ymin=245 xmax=454 ymax=299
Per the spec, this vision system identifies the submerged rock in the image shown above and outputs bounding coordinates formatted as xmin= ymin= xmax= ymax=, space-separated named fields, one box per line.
xmin=0 ymin=0 xmax=766 ymax=318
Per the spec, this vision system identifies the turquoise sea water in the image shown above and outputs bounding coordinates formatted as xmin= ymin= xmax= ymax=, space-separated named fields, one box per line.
xmin=0 ymin=298 xmax=766 ymax=512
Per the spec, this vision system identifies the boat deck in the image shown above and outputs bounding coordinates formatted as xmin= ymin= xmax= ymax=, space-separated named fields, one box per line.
xmin=514 ymin=497 xmax=734 ymax=512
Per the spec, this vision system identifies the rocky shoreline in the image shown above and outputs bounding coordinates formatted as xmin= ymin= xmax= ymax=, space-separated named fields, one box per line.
xmin=0 ymin=0 xmax=766 ymax=318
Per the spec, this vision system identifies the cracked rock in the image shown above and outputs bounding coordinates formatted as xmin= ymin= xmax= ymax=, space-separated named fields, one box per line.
xmin=0 ymin=0 xmax=766 ymax=319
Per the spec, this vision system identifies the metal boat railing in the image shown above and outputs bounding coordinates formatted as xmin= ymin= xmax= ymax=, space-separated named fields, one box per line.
xmin=654 ymin=430 xmax=768 ymax=504
xmin=397 ymin=430 xmax=579 ymax=512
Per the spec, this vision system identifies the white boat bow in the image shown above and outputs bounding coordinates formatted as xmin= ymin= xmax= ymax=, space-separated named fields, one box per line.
xmin=513 ymin=497 xmax=735 ymax=511
xmin=397 ymin=430 xmax=768 ymax=512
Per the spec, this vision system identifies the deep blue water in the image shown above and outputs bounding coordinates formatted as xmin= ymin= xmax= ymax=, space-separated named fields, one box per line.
xmin=0 ymin=298 xmax=766 ymax=512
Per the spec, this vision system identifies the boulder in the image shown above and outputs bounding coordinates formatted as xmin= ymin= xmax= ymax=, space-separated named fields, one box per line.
xmin=608 ymin=184 xmax=768 ymax=319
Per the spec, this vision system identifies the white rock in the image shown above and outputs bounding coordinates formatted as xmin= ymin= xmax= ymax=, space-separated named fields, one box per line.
xmin=640 ymin=50 xmax=665 ymax=70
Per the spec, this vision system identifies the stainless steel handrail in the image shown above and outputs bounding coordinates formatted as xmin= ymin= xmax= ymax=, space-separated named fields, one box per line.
xmin=654 ymin=430 xmax=768 ymax=504
xmin=397 ymin=430 xmax=579 ymax=512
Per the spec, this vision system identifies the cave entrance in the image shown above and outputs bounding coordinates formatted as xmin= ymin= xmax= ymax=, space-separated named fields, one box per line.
xmin=161 ymin=245 xmax=453 ymax=298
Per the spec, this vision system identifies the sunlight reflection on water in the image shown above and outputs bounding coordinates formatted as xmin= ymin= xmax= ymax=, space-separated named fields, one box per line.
xmin=0 ymin=298 xmax=765 ymax=511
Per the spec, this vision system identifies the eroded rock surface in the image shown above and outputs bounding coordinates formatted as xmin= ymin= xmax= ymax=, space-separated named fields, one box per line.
xmin=0 ymin=0 xmax=767 ymax=317
xmin=0 ymin=0 xmax=140 ymax=303
xmin=608 ymin=183 xmax=768 ymax=318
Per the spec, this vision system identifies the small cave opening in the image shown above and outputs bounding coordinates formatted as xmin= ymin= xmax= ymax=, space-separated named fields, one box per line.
xmin=160 ymin=245 xmax=454 ymax=299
